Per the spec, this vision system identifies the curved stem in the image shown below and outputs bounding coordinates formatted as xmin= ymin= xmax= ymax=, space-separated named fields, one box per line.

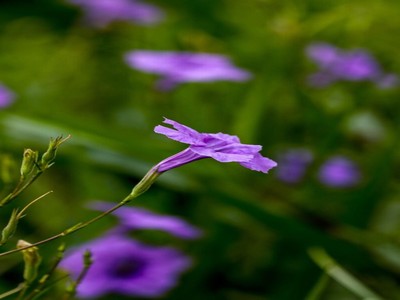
xmin=17 ymin=191 xmax=53 ymax=219
xmin=0 ymin=194 xmax=134 ymax=258
xmin=0 ymin=283 xmax=24 ymax=299
xmin=0 ymin=171 xmax=44 ymax=206
xmin=13 ymin=171 xmax=43 ymax=199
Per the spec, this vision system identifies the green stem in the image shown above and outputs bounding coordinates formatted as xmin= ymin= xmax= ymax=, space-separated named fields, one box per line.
xmin=12 ymin=171 xmax=43 ymax=200
xmin=308 ymin=247 xmax=383 ymax=300
xmin=15 ymin=283 xmax=29 ymax=300
xmin=0 ymin=194 xmax=134 ymax=258
xmin=62 ymin=251 xmax=92 ymax=300
xmin=0 ymin=171 xmax=43 ymax=207
xmin=17 ymin=191 xmax=53 ymax=219
xmin=0 ymin=283 xmax=24 ymax=299
xmin=305 ymin=273 xmax=330 ymax=300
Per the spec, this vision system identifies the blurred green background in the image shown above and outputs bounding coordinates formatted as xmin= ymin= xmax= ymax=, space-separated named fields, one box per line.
xmin=1 ymin=0 xmax=400 ymax=299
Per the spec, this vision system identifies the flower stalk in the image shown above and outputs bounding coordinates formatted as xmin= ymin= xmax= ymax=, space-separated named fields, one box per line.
xmin=0 ymin=135 xmax=70 ymax=207
xmin=63 ymin=250 xmax=92 ymax=300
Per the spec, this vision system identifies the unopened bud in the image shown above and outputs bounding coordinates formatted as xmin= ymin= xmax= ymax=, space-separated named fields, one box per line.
xmin=1 ymin=208 xmax=19 ymax=245
xmin=83 ymin=250 xmax=92 ymax=267
xmin=20 ymin=149 xmax=38 ymax=177
xmin=17 ymin=240 xmax=42 ymax=283
xmin=40 ymin=135 xmax=70 ymax=169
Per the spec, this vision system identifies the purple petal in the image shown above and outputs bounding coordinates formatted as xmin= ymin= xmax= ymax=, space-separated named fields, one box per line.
xmin=306 ymin=42 xmax=396 ymax=87
xmin=60 ymin=234 xmax=192 ymax=298
xmin=318 ymin=156 xmax=361 ymax=188
xmin=124 ymin=50 xmax=252 ymax=89
xmin=89 ymin=201 xmax=202 ymax=239
xmin=207 ymin=132 xmax=241 ymax=144
xmin=306 ymin=43 xmax=340 ymax=68
xmin=240 ymin=153 xmax=278 ymax=173
xmin=68 ymin=0 xmax=164 ymax=28
xmin=154 ymin=118 xmax=202 ymax=145
xmin=0 ymin=84 xmax=15 ymax=108
xmin=190 ymin=145 xmax=254 ymax=163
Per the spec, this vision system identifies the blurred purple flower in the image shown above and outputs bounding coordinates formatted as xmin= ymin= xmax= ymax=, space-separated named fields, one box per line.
xmin=153 ymin=118 xmax=277 ymax=173
xmin=89 ymin=201 xmax=202 ymax=239
xmin=124 ymin=51 xmax=252 ymax=90
xmin=275 ymin=149 xmax=313 ymax=184
xmin=306 ymin=43 xmax=398 ymax=88
xmin=0 ymin=83 xmax=15 ymax=108
xmin=60 ymin=234 xmax=192 ymax=298
xmin=318 ymin=156 xmax=361 ymax=188
xmin=68 ymin=0 xmax=163 ymax=28
xmin=376 ymin=73 xmax=399 ymax=89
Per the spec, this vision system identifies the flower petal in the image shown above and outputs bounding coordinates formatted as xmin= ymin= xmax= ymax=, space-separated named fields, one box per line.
xmin=154 ymin=118 xmax=202 ymax=145
xmin=89 ymin=201 xmax=202 ymax=239
xmin=190 ymin=145 xmax=254 ymax=163
xmin=239 ymin=153 xmax=278 ymax=173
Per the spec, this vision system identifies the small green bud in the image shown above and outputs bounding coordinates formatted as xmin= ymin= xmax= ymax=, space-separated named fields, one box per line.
xmin=20 ymin=149 xmax=38 ymax=178
xmin=1 ymin=208 xmax=19 ymax=245
xmin=83 ymin=250 xmax=92 ymax=267
xmin=58 ymin=243 xmax=66 ymax=254
xmin=17 ymin=240 xmax=42 ymax=283
xmin=40 ymin=135 xmax=70 ymax=169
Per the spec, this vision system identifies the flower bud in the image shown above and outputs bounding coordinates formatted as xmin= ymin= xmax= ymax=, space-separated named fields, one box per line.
xmin=17 ymin=240 xmax=42 ymax=283
xmin=83 ymin=250 xmax=92 ymax=267
xmin=0 ymin=208 xmax=19 ymax=245
xmin=20 ymin=149 xmax=38 ymax=178
xmin=40 ymin=135 xmax=70 ymax=169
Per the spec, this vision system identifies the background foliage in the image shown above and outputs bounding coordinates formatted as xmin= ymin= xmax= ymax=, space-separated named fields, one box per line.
xmin=1 ymin=0 xmax=400 ymax=299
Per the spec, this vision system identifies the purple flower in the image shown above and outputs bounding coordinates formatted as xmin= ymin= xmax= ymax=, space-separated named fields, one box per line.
xmin=306 ymin=43 xmax=339 ymax=68
xmin=376 ymin=73 xmax=399 ymax=89
xmin=275 ymin=149 xmax=313 ymax=184
xmin=124 ymin=51 xmax=252 ymax=90
xmin=68 ymin=0 xmax=164 ymax=28
xmin=60 ymin=234 xmax=192 ymax=298
xmin=306 ymin=43 xmax=397 ymax=89
xmin=0 ymin=83 xmax=15 ymax=108
xmin=89 ymin=201 xmax=202 ymax=239
xmin=318 ymin=156 xmax=361 ymax=188
xmin=153 ymin=118 xmax=277 ymax=173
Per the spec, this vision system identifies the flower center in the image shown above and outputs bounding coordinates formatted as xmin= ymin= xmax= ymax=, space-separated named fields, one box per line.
xmin=109 ymin=257 xmax=147 ymax=279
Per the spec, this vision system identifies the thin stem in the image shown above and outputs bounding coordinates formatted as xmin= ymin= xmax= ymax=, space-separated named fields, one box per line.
xmin=9 ymin=177 xmax=25 ymax=198
xmin=305 ymin=273 xmax=330 ymax=300
xmin=308 ymin=247 xmax=383 ymax=300
xmin=0 ymin=194 xmax=133 ymax=258
xmin=62 ymin=251 xmax=92 ymax=300
xmin=0 ymin=171 xmax=43 ymax=206
xmin=13 ymin=171 xmax=43 ymax=199
xmin=30 ymin=275 xmax=70 ymax=300
xmin=16 ymin=283 xmax=29 ymax=300
xmin=17 ymin=191 xmax=53 ymax=219
xmin=0 ymin=283 xmax=24 ymax=299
